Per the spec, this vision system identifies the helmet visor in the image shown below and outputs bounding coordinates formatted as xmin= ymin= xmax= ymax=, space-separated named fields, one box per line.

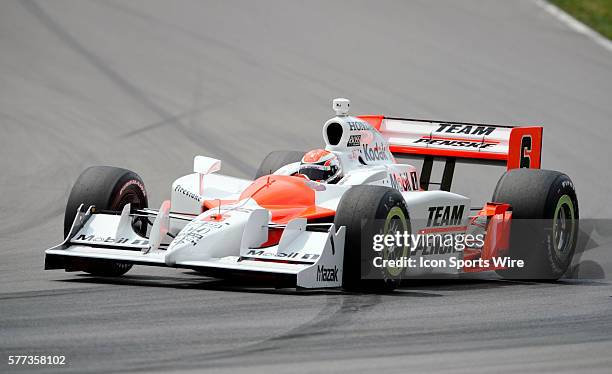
xmin=299 ymin=165 xmax=330 ymax=182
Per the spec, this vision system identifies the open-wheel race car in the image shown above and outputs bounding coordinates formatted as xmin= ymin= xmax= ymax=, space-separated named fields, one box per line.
xmin=45 ymin=98 xmax=579 ymax=291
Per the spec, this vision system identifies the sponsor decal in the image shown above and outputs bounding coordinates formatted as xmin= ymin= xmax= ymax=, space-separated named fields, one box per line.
xmin=74 ymin=234 xmax=149 ymax=246
xmin=434 ymin=124 xmax=496 ymax=136
xmin=245 ymin=250 xmax=320 ymax=260
xmin=316 ymin=265 xmax=339 ymax=282
xmin=174 ymin=185 xmax=202 ymax=202
xmin=388 ymin=171 xmax=418 ymax=191
xmin=347 ymin=134 xmax=361 ymax=147
xmin=410 ymin=171 xmax=419 ymax=190
xmin=362 ymin=142 xmax=389 ymax=162
xmin=172 ymin=220 xmax=225 ymax=246
xmin=347 ymin=121 xmax=371 ymax=131
xmin=389 ymin=172 xmax=410 ymax=191
xmin=246 ymin=250 xmax=297 ymax=258
xmin=414 ymin=138 xmax=495 ymax=149
xmin=426 ymin=205 xmax=465 ymax=227
xmin=119 ymin=179 xmax=146 ymax=197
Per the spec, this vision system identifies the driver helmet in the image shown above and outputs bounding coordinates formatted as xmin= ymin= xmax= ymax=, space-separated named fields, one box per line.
xmin=298 ymin=149 xmax=343 ymax=184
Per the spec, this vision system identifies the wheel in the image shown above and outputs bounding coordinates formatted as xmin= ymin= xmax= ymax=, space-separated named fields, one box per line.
xmin=64 ymin=166 xmax=148 ymax=276
xmin=335 ymin=185 xmax=410 ymax=292
xmin=492 ymin=169 xmax=579 ymax=280
xmin=254 ymin=150 xmax=305 ymax=179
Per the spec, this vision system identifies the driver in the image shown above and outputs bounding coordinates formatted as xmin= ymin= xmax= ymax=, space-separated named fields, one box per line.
xmin=298 ymin=149 xmax=343 ymax=184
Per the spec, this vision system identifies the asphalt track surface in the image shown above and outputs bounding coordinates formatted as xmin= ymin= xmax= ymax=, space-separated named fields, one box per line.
xmin=1 ymin=1 xmax=612 ymax=373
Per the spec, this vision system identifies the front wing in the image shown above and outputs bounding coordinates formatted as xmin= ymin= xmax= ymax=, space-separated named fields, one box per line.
xmin=45 ymin=204 xmax=345 ymax=288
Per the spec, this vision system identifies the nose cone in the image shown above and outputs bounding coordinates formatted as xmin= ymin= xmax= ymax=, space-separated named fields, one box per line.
xmin=165 ymin=212 xmax=247 ymax=266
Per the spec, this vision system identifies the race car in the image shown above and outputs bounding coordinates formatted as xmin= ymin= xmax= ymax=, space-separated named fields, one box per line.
xmin=45 ymin=98 xmax=579 ymax=291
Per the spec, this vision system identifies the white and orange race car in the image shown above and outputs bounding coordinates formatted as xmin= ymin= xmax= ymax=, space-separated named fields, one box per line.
xmin=45 ymin=98 xmax=579 ymax=291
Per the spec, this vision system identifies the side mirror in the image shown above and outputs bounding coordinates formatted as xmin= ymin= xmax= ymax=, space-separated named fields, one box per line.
xmin=193 ymin=156 xmax=221 ymax=175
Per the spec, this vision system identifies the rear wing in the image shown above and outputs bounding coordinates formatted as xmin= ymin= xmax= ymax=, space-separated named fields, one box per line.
xmin=359 ymin=115 xmax=543 ymax=190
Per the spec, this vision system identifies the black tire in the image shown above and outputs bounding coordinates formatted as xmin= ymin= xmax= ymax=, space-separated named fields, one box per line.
xmin=335 ymin=185 xmax=410 ymax=292
xmin=492 ymin=169 xmax=579 ymax=280
xmin=254 ymin=151 xmax=305 ymax=179
xmin=64 ymin=166 xmax=148 ymax=276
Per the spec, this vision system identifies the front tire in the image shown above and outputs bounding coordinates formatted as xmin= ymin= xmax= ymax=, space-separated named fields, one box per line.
xmin=335 ymin=185 xmax=410 ymax=292
xmin=492 ymin=169 xmax=579 ymax=280
xmin=64 ymin=166 xmax=148 ymax=276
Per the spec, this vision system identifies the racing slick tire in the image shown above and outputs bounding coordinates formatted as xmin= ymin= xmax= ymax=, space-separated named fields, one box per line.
xmin=64 ymin=166 xmax=148 ymax=276
xmin=492 ymin=169 xmax=579 ymax=280
xmin=255 ymin=150 xmax=305 ymax=179
xmin=335 ymin=185 xmax=410 ymax=292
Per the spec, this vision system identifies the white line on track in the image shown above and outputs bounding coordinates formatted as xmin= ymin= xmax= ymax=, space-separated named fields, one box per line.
xmin=534 ymin=0 xmax=612 ymax=53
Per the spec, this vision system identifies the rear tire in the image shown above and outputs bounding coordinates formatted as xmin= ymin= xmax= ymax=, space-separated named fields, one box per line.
xmin=255 ymin=151 xmax=305 ymax=179
xmin=492 ymin=169 xmax=579 ymax=280
xmin=335 ymin=185 xmax=410 ymax=292
xmin=64 ymin=166 xmax=148 ymax=276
